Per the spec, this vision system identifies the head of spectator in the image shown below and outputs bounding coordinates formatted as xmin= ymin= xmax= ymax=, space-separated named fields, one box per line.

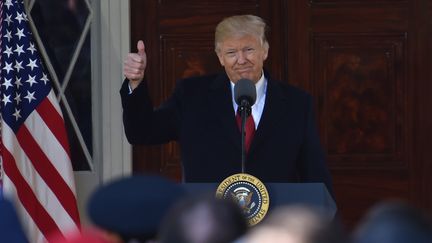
xmin=158 ymin=195 xmax=248 ymax=243
xmin=87 ymin=174 xmax=186 ymax=243
xmin=46 ymin=228 xmax=111 ymax=243
xmin=0 ymin=196 xmax=29 ymax=243
xmin=352 ymin=200 xmax=432 ymax=243
xmin=241 ymin=205 xmax=344 ymax=243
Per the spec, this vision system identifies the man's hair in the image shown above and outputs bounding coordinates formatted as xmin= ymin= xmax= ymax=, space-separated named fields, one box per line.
xmin=215 ymin=15 xmax=269 ymax=53
xmin=353 ymin=201 xmax=432 ymax=243
xmin=158 ymin=195 xmax=248 ymax=243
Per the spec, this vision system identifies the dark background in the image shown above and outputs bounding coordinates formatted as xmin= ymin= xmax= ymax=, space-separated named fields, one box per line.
xmin=129 ymin=0 xmax=432 ymax=228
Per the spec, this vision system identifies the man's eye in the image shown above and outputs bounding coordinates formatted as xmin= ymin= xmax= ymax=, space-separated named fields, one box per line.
xmin=225 ymin=51 xmax=236 ymax=57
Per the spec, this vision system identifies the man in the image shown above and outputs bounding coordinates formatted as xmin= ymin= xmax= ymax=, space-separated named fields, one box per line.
xmin=158 ymin=195 xmax=248 ymax=243
xmin=121 ymin=15 xmax=332 ymax=191
xmin=352 ymin=201 xmax=432 ymax=243
xmin=241 ymin=205 xmax=345 ymax=243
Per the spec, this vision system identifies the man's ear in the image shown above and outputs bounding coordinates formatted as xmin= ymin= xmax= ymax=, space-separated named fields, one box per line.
xmin=263 ymin=48 xmax=269 ymax=61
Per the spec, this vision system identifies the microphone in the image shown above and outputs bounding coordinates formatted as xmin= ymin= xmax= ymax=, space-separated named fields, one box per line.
xmin=234 ymin=78 xmax=257 ymax=116
xmin=233 ymin=79 xmax=256 ymax=173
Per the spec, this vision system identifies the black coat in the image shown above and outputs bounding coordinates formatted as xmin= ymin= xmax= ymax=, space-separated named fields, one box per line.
xmin=120 ymin=72 xmax=332 ymax=191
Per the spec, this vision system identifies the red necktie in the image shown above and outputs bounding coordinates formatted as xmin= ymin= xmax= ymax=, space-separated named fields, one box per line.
xmin=236 ymin=112 xmax=255 ymax=153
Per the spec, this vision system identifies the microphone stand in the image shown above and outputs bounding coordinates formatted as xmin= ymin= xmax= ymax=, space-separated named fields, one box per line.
xmin=239 ymin=99 xmax=251 ymax=173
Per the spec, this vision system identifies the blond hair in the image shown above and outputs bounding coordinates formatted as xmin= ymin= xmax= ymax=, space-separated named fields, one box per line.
xmin=215 ymin=15 xmax=269 ymax=53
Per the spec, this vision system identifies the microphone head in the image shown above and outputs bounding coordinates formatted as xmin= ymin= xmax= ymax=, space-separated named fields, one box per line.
xmin=234 ymin=78 xmax=257 ymax=106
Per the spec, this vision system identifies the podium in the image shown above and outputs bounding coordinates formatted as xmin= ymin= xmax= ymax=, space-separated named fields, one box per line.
xmin=182 ymin=183 xmax=337 ymax=219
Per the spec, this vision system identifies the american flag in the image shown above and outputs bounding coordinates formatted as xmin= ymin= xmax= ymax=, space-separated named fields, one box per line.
xmin=0 ymin=0 xmax=80 ymax=242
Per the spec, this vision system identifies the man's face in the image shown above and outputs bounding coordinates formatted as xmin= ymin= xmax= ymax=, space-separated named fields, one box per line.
xmin=216 ymin=35 xmax=268 ymax=84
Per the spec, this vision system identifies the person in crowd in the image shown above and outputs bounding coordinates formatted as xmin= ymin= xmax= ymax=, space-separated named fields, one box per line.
xmin=46 ymin=228 xmax=111 ymax=243
xmin=352 ymin=200 xmax=432 ymax=243
xmin=240 ymin=205 xmax=346 ymax=243
xmin=0 ymin=196 xmax=29 ymax=243
xmin=86 ymin=174 xmax=186 ymax=243
xmin=158 ymin=195 xmax=248 ymax=243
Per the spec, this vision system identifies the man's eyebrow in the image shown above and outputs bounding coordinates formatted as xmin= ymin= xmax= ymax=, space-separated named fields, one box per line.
xmin=224 ymin=48 xmax=237 ymax=52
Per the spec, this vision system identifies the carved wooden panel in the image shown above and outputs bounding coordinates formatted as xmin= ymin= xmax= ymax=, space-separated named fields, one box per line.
xmin=412 ymin=0 xmax=432 ymax=209
xmin=332 ymin=171 xmax=409 ymax=226
xmin=310 ymin=0 xmax=407 ymax=4
xmin=160 ymin=34 xmax=222 ymax=87
xmin=314 ymin=34 xmax=407 ymax=169
xmin=160 ymin=0 xmax=258 ymax=4
xmin=311 ymin=4 xmax=408 ymax=33
xmin=159 ymin=0 xmax=259 ymax=15
xmin=429 ymin=1 xmax=432 ymax=26
xmin=158 ymin=0 xmax=261 ymax=34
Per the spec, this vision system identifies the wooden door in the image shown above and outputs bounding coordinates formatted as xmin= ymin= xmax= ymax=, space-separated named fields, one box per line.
xmin=129 ymin=0 xmax=432 ymax=227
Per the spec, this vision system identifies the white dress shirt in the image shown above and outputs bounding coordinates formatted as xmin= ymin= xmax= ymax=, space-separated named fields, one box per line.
xmin=230 ymin=72 xmax=267 ymax=129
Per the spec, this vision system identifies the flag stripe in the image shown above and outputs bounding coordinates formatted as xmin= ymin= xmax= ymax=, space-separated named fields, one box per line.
xmin=2 ymin=122 xmax=78 ymax=235
xmin=47 ymin=89 xmax=64 ymax=118
xmin=2 ymin=144 xmax=61 ymax=238
xmin=36 ymin=95 xmax=70 ymax=156
xmin=2 ymin=175 xmax=46 ymax=243
xmin=27 ymin=104 xmax=75 ymax=190
xmin=16 ymin=125 xmax=80 ymax=224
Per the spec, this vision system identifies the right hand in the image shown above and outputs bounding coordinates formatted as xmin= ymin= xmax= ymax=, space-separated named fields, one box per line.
xmin=124 ymin=40 xmax=147 ymax=90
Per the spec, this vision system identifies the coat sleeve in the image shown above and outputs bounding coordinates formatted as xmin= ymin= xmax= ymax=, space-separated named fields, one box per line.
xmin=120 ymin=79 xmax=181 ymax=145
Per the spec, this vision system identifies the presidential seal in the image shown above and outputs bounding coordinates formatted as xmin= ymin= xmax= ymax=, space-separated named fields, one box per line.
xmin=216 ymin=173 xmax=270 ymax=226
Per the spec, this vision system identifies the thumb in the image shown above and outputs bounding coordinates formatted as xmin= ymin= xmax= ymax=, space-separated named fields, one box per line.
xmin=137 ymin=40 xmax=145 ymax=56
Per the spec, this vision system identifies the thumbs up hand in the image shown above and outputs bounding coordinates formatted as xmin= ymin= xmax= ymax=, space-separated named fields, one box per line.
xmin=124 ymin=40 xmax=147 ymax=90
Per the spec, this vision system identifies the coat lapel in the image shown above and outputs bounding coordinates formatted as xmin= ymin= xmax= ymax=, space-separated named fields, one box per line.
xmin=249 ymin=78 xmax=289 ymax=154
xmin=207 ymin=73 xmax=241 ymax=150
